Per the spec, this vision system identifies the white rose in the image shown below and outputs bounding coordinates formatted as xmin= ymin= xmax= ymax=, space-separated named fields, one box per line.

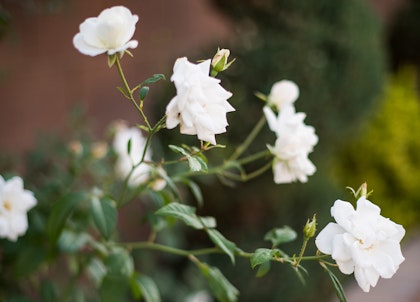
xmin=267 ymin=80 xmax=299 ymax=111
xmin=264 ymin=106 xmax=318 ymax=183
xmin=316 ymin=197 xmax=405 ymax=292
xmin=0 ymin=176 xmax=37 ymax=241
xmin=166 ymin=57 xmax=234 ymax=145
xmin=113 ymin=124 xmax=152 ymax=187
xmin=73 ymin=6 xmax=139 ymax=56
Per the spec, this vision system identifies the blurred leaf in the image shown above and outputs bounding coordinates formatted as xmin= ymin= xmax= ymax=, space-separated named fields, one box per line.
xmin=87 ymin=257 xmax=107 ymax=286
xmin=169 ymin=145 xmax=207 ymax=172
xmin=41 ymin=280 xmax=57 ymax=302
xmin=179 ymin=178 xmax=204 ymax=207
xmin=255 ymin=261 xmax=271 ymax=278
xmin=47 ymin=192 xmax=85 ymax=243
xmin=321 ymin=264 xmax=347 ymax=302
xmin=99 ymin=275 xmax=129 ymax=302
xmin=90 ymin=196 xmax=117 ymax=240
xmin=250 ymin=248 xmax=281 ymax=269
xmin=14 ymin=245 xmax=46 ymax=278
xmin=130 ymin=273 xmax=161 ymax=302
xmin=155 ymin=202 xmax=216 ymax=229
xmin=141 ymin=74 xmax=166 ymax=85
xmin=206 ymin=229 xmax=236 ymax=264
xmin=58 ymin=230 xmax=90 ymax=253
xmin=104 ymin=249 xmax=134 ymax=277
xmin=191 ymin=155 xmax=208 ymax=172
xmin=264 ymin=226 xmax=297 ymax=247
xmin=139 ymin=86 xmax=150 ymax=100
xmin=199 ymin=262 xmax=239 ymax=302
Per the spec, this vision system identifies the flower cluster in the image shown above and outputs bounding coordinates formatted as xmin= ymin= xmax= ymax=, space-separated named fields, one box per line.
xmin=112 ymin=122 xmax=152 ymax=187
xmin=263 ymin=81 xmax=318 ymax=183
xmin=0 ymin=176 xmax=37 ymax=241
xmin=165 ymin=57 xmax=235 ymax=145
xmin=316 ymin=197 xmax=405 ymax=292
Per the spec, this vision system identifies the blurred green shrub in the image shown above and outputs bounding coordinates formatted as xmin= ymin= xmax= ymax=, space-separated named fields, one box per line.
xmin=333 ymin=67 xmax=420 ymax=228
xmin=211 ymin=0 xmax=386 ymax=149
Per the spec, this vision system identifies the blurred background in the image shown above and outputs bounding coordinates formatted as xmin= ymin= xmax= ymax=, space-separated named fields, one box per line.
xmin=1 ymin=0 xmax=420 ymax=301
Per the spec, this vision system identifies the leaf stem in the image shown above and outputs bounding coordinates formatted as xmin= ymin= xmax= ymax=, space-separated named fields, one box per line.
xmin=114 ymin=56 xmax=152 ymax=130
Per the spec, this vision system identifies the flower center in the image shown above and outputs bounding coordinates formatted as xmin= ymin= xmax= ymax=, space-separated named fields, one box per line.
xmin=3 ymin=200 xmax=12 ymax=211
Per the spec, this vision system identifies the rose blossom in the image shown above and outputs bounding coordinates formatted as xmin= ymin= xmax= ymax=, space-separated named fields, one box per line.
xmin=263 ymin=106 xmax=318 ymax=183
xmin=0 ymin=176 xmax=37 ymax=241
xmin=267 ymin=80 xmax=299 ymax=111
xmin=73 ymin=6 xmax=139 ymax=56
xmin=315 ymin=197 xmax=405 ymax=292
xmin=113 ymin=123 xmax=152 ymax=187
xmin=165 ymin=57 xmax=235 ymax=145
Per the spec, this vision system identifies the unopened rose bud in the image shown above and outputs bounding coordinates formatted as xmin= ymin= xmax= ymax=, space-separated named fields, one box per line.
xmin=92 ymin=141 xmax=108 ymax=159
xmin=211 ymin=48 xmax=235 ymax=76
xmin=68 ymin=140 xmax=83 ymax=156
xmin=303 ymin=214 xmax=317 ymax=239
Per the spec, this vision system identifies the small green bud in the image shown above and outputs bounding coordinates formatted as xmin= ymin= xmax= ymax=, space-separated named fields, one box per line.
xmin=303 ymin=214 xmax=317 ymax=239
xmin=211 ymin=48 xmax=235 ymax=77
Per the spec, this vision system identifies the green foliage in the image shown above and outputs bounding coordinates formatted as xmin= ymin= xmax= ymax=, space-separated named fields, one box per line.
xmin=211 ymin=0 xmax=386 ymax=149
xmin=333 ymin=68 xmax=420 ymax=227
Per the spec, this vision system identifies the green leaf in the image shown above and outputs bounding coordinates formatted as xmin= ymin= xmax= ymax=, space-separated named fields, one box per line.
xmin=130 ymin=273 xmax=161 ymax=302
xmin=127 ymin=138 xmax=132 ymax=155
xmin=40 ymin=280 xmax=57 ymax=302
xmin=141 ymin=74 xmax=166 ymax=85
xmin=90 ymin=196 xmax=117 ymax=240
xmin=105 ymin=249 xmax=134 ymax=277
xmin=169 ymin=144 xmax=189 ymax=156
xmin=14 ymin=245 xmax=46 ymax=278
xmin=206 ymin=229 xmax=236 ymax=264
xmin=99 ymin=275 xmax=129 ymax=302
xmin=47 ymin=192 xmax=85 ymax=243
xmin=191 ymin=155 xmax=208 ymax=172
xmin=58 ymin=230 xmax=90 ymax=253
xmin=264 ymin=226 xmax=297 ymax=247
xmin=87 ymin=257 xmax=107 ymax=286
xmin=180 ymin=178 xmax=203 ymax=207
xmin=199 ymin=263 xmax=239 ymax=302
xmin=139 ymin=86 xmax=149 ymax=100
xmin=255 ymin=261 xmax=271 ymax=278
xmin=322 ymin=264 xmax=347 ymax=302
xmin=250 ymin=248 xmax=280 ymax=269
xmin=155 ymin=202 xmax=215 ymax=229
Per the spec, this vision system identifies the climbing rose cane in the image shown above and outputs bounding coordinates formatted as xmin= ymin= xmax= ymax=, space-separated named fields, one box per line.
xmin=315 ymin=197 xmax=405 ymax=292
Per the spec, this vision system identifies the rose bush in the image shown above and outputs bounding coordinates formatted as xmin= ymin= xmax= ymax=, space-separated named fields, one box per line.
xmin=0 ymin=5 xmax=406 ymax=302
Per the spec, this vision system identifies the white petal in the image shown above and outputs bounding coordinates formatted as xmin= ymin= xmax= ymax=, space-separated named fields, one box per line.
xmin=315 ymin=222 xmax=345 ymax=255
xmin=331 ymin=199 xmax=355 ymax=232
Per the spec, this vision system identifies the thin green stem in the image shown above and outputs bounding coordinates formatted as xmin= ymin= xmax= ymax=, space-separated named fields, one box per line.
xmin=114 ymin=56 xmax=152 ymax=130
xmin=294 ymin=237 xmax=310 ymax=268
xmin=229 ymin=115 xmax=267 ymax=161
xmin=121 ymin=241 xmax=221 ymax=256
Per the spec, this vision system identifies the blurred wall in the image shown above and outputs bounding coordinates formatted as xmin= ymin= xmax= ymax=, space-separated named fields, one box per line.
xmin=0 ymin=0 xmax=232 ymax=153
xmin=0 ymin=0 xmax=404 ymax=153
